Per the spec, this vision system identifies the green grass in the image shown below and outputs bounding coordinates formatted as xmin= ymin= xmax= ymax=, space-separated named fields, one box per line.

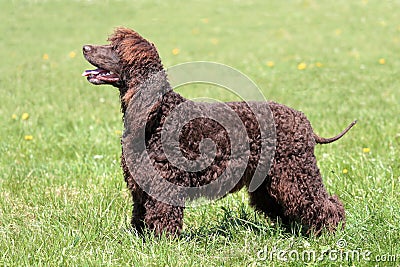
xmin=1 ymin=0 xmax=399 ymax=266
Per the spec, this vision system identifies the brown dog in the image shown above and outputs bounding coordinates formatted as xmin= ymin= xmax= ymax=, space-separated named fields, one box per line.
xmin=83 ymin=28 xmax=355 ymax=236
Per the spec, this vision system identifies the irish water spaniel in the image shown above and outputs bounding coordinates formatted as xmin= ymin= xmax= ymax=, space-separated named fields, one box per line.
xmin=82 ymin=28 xmax=356 ymax=236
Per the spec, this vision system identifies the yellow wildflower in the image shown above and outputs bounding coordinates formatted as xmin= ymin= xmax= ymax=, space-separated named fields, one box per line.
xmin=115 ymin=130 xmax=122 ymax=135
xmin=69 ymin=51 xmax=76 ymax=58
xmin=172 ymin=48 xmax=180 ymax=55
xmin=21 ymin=113 xmax=29 ymax=120
xmin=210 ymin=38 xmax=219 ymax=45
xmin=12 ymin=114 xmax=18 ymax=120
xmin=201 ymin=18 xmax=209 ymax=24
xmin=192 ymin=28 xmax=199 ymax=35
xmin=363 ymin=147 xmax=370 ymax=153
xmin=24 ymin=135 xmax=33 ymax=141
xmin=266 ymin=61 xmax=275 ymax=67
xmin=334 ymin=29 xmax=342 ymax=36
xmin=342 ymin=169 xmax=348 ymax=174
xmin=378 ymin=58 xmax=386 ymax=65
xmin=42 ymin=53 xmax=49 ymax=60
xmin=315 ymin=62 xmax=323 ymax=67
xmin=297 ymin=62 xmax=307 ymax=70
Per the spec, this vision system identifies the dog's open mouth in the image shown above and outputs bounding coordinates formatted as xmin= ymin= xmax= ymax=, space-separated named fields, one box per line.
xmin=82 ymin=68 xmax=119 ymax=84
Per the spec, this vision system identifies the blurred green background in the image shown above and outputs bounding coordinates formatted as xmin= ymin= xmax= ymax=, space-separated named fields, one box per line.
xmin=0 ymin=1 xmax=399 ymax=266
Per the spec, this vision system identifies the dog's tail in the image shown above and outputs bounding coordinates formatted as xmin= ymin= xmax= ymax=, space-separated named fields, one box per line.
xmin=314 ymin=120 xmax=357 ymax=144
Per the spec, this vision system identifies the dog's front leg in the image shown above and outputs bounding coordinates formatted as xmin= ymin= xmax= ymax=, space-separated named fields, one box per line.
xmin=143 ymin=197 xmax=184 ymax=237
xmin=130 ymin=192 xmax=147 ymax=234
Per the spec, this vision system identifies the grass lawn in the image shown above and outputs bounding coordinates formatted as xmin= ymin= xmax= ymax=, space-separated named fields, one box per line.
xmin=1 ymin=0 xmax=399 ymax=266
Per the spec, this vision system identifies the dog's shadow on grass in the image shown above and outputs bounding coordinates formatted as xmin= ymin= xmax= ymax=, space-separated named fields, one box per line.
xmin=124 ymin=204 xmax=306 ymax=241
xmin=180 ymin=204 xmax=305 ymax=241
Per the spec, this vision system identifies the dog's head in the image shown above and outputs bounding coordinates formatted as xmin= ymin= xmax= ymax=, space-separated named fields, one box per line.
xmin=82 ymin=28 xmax=163 ymax=90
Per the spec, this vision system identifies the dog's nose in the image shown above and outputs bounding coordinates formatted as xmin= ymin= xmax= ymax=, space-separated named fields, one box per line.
xmin=83 ymin=45 xmax=92 ymax=53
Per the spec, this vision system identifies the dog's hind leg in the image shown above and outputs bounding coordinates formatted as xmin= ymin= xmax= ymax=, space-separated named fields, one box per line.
xmin=268 ymin=154 xmax=345 ymax=235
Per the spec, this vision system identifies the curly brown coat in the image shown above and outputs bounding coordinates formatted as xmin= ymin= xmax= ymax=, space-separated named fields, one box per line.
xmin=82 ymin=27 xmax=355 ymax=236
